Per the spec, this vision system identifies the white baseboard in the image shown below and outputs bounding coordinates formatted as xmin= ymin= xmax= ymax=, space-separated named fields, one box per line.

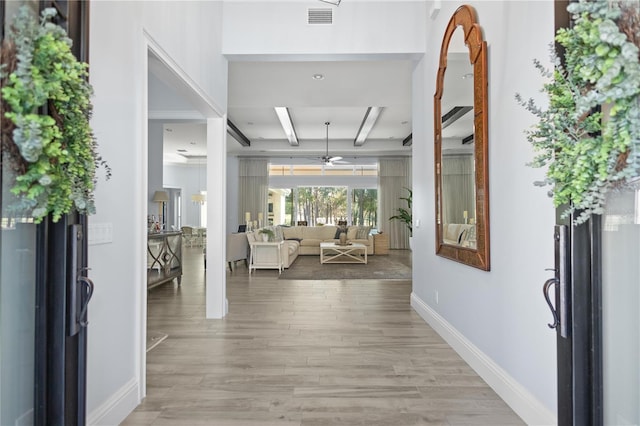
xmin=410 ymin=292 xmax=556 ymax=426
xmin=87 ymin=377 xmax=140 ymax=426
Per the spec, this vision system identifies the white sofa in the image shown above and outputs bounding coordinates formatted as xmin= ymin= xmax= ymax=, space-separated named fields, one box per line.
xmin=281 ymin=225 xmax=374 ymax=255
xmin=248 ymin=225 xmax=374 ymax=270
xmin=442 ymin=223 xmax=476 ymax=248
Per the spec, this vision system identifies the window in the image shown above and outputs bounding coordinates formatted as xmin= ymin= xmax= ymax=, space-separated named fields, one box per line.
xmin=268 ymin=186 xmax=378 ymax=228
xmin=295 ymin=187 xmax=348 ymax=226
xmin=351 ymin=188 xmax=378 ymax=227
xmin=269 ymin=164 xmax=378 ymax=177
xmin=268 ymin=161 xmax=378 ymax=227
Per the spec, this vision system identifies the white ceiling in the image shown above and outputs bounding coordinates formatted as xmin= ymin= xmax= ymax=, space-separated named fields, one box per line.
xmin=149 ymin=41 xmax=473 ymax=163
xmin=149 ymin=57 xmax=414 ymax=163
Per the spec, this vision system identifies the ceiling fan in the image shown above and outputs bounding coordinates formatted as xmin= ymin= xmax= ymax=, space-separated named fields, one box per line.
xmin=317 ymin=122 xmax=348 ymax=166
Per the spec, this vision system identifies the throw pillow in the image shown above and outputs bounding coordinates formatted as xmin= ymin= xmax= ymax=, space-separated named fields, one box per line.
xmin=274 ymin=226 xmax=284 ymax=242
xmin=457 ymin=229 xmax=467 ymax=245
xmin=346 ymin=226 xmax=358 ymax=240
xmin=355 ymin=226 xmax=371 ymax=240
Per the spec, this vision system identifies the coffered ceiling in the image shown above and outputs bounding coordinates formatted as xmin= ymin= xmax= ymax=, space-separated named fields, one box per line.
xmin=149 ymin=56 xmax=414 ymax=164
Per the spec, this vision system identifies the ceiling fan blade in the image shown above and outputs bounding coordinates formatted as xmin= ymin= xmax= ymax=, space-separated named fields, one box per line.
xmin=329 ymin=156 xmax=343 ymax=162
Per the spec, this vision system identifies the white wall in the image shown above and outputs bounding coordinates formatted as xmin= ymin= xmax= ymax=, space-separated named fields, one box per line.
xmin=164 ymin=164 xmax=208 ymax=228
xmin=87 ymin=1 xmax=226 ymax=423
xmin=222 ymin=0 xmax=425 ymax=58
xmin=148 ymin=121 xmax=164 ymax=220
xmin=412 ymin=1 xmax=557 ymax=423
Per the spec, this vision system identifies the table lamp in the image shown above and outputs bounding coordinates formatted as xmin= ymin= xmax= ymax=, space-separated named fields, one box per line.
xmin=152 ymin=190 xmax=169 ymax=226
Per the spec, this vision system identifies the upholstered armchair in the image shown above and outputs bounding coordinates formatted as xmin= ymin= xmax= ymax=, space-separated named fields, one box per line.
xmin=181 ymin=226 xmax=196 ymax=247
xmin=226 ymin=233 xmax=249 ymax=271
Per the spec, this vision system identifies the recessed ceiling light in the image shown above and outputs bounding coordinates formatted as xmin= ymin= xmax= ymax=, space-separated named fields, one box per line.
xmin=462 ymin=73 xmax=474 ymax=80
xmin=312 ymin=73 xmax=324 ymax=80
xmin=401 ymin=121 xmax=409 ymax=125
xmin=177 ymin=149 xmax=187 ymax=153
xmin=190 ymin=141 xmax=196 ymax=145
xmin=247 ymin=122 xmax=254 ymax=125
xmin=166 ymin=128 xmax=173 ymax=132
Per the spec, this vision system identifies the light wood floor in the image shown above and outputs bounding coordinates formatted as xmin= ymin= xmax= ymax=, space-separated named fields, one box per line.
xmin=122 ymin=247 xmax=524 ymax=425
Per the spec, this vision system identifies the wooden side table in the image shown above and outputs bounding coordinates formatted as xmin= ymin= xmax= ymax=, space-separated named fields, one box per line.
xmin=373 ymin=233 xmax=389 ymax=255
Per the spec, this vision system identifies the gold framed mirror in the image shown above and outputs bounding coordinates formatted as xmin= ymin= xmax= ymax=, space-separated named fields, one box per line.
xmin=434 ymin=5 xmax=490 ymax=270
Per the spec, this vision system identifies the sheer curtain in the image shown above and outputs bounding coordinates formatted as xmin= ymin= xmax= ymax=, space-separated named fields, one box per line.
xmin=441 ymin=154 xmax=474 ymax=224
xmin=238 ymin=158 xmax=268 ymax=228
xmin=379 ymin=158 xmax=412 ymax=249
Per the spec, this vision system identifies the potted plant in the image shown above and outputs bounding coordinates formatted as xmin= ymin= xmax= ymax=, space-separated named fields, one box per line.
xmin=389 ymin=188 xmax=412 ymax=248
xmin=258 ymin=228 xmax=275 ymax=242
xmin=515 ymin=0 xmax=640 ymax=224
xmin=0 ymin=6 xmax=110 ymax=223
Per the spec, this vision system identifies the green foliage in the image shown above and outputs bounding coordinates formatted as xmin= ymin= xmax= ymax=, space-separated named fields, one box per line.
xmin=389 ymin=187 xmax=412 ymax=236
xmin=258 ymin=228 xmax=275 ymax=241
xmin=1 ymin=6 xmax=110 ymax=222
xmin=515 ymin=0 xmax=640 ymax=224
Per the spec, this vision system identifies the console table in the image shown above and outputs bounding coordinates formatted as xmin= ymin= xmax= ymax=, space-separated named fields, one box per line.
xmin=147 ymin=231 xmax=182 ymax=288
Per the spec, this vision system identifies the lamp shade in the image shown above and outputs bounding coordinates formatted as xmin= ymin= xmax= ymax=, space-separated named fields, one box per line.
xmin=152 ymin=190 xmax=169 ymax=202
xmin=191 ymin=193 xmax=206 ymax=203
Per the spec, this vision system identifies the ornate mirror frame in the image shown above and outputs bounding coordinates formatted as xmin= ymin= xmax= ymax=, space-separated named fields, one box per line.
xmin=434 ymin=5 xmax=490 ymax=270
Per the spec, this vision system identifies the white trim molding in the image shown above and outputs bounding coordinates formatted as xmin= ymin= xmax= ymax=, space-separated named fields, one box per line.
xmin=410 ymin=292 xmax=557 ymax=426
xmin=87 ymin=377 xmax=139 ymax=426
xmin=144 ymin=30 xmax=224 ymax=118
xmin=148 ymin=110 xmax=206 ymax=121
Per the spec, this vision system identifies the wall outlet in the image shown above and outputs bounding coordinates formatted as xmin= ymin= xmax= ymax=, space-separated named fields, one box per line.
xmin=435 ymin=290 xmax=439 ymax=304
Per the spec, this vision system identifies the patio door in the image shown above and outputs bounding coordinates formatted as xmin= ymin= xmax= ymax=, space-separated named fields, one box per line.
xmin=550 ymin=186 xmax=640 ymax=426
xmin=544 ymin=3 xmax=601 ymax=422
xmin=600 ymin=188 xmax=640 ymax=425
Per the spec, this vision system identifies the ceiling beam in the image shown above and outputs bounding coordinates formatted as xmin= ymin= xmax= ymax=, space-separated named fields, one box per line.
xmin=354 ymin=106 xmax=383 ymax=146
xmin=442 ymin=106 xmax=472 ymax=129
xmin=227 ymin=119 xmax=251 ymax=147
xmin=274 ymin=107 xmax=299 ymax=146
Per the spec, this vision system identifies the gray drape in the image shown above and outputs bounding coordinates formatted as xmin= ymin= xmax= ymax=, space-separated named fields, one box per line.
xmin=441 ymin=154 xmax=474 ymax=225
xmin=239 ymin=158 xmax=268 ymax=227
xmin=379 ymin=158 xmax=412 ymax=249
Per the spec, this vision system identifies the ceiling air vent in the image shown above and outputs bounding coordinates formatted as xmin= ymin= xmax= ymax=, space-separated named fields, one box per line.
xmin=308 ymin=8 xmax=333 ymax=25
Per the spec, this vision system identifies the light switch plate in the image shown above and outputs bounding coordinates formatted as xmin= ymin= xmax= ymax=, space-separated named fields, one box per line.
xmin=88 ymin=222 xmax=113 ymax=245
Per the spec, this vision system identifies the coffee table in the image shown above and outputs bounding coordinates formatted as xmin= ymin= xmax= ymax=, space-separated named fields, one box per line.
xmin=320 ymin=242 xmax=367 ymax=264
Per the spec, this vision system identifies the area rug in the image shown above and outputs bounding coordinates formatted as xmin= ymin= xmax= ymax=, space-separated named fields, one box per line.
xmin=279 ymin=255 xmax=411 ymax=280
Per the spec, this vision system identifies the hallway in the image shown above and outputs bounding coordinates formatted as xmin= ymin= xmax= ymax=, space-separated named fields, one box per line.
xmin=123 ymin=248 xmax=523 ymax=425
